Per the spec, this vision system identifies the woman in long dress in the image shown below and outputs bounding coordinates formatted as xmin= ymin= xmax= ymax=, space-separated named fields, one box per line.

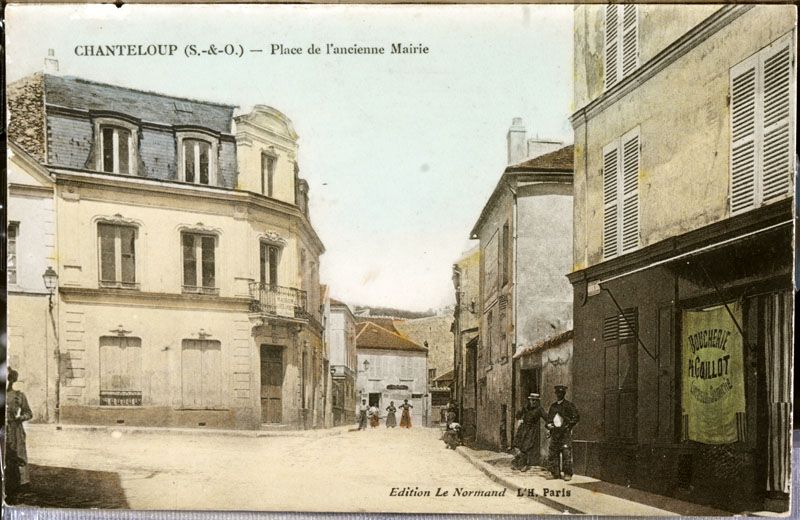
xmin=399 ymin=399 xmax=413 ymax=428
xmin=6 ymin=368 xmax=33 ymax=496
xmin=385 ymin=402 xmax=397 ymax=428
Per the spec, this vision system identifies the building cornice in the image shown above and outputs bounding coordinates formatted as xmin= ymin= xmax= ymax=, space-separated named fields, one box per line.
xmin=50 ymin=167 xmax=325 ymax=253
xmin=59 ymin=286 xmax=251 ymax=311
xmin=567 ymin=198 xmax=792 ymax=285
xmin=8 ymin=183 xmax=53 ymax=197
xmin=570 ymin=5 xmax=753 ymax=129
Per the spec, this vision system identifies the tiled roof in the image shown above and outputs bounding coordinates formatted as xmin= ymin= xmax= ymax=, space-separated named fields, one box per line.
xmin=506 ymin=144 xmax=574 ymax=172
xmin=356 ymin=322 xmax=428 ymax=353
xmin=355 ymin=316 xmax=402 ymax=334
xmin=434 ymin=369 xmax=455 ymax=383
xmin=513 ymin=329 xmax=574 ymax=359
xmin=43 ymin=75 xmax=235 ymax=134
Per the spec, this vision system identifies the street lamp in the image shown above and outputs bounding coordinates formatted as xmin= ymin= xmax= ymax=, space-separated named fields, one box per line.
xmin=42 ymin=266 xmax=58 ymax=309
xmin=362 ymin=359 xmax=370 ymax=372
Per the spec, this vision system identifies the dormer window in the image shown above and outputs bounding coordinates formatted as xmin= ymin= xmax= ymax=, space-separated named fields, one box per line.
xmin=93 ymin=117 xmax=139 ymax=175
xmin=177 ymin=131 xmax=218 ymax=186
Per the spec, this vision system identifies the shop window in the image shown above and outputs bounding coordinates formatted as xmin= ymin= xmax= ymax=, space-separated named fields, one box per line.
xmin=603 ymin=308 xmax=638 ymax=441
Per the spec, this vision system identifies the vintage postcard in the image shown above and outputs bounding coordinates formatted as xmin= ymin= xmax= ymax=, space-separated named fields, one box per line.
xmin=2 ymin=3 xmax=796 ymax=516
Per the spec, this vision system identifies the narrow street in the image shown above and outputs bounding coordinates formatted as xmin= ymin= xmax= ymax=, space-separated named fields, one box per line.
xmin=14 ymin=425 xmax=558 ymax=513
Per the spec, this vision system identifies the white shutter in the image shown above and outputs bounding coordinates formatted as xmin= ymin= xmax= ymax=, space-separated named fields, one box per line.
xmin=604 ymin=5 xmax=620 ymax=89
xmin=760 ymin=38 xmax=794 ymax=202
xmin=621 ymin=5 xmax=639 ymax=78
xmin=730 ymin=56 xmax=759 ymax=214
xmin=620 ymin=130 xmax=640 ymax=253
xmin=603 ymin=142 xmax=620 ymax=259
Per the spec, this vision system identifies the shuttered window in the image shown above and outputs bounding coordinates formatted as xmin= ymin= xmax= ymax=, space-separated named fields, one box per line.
xmin=730 ymin=34 xmax=795 ymax=214
xmin=605 ymin=5 xmax=639 ymax=90
xmin=603 ymin=308 xmax=638 ymax=441
xmin=99 ymin=336 xmax=142 ymax=406
xmin=181 ymin=339 xmax=224 ymax=409
xmin=603 ymin=128 xmax=640 ymax=260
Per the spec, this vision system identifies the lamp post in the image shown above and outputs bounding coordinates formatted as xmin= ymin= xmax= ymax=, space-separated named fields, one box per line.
xmin=42 ymin=266 xmax=59 ymax=423
xmin=42 ymin=266 xmax=58 ymax=309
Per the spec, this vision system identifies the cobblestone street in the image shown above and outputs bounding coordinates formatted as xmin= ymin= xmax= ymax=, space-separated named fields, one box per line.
xmin=11 ymin=425 xmax=558 ymax=513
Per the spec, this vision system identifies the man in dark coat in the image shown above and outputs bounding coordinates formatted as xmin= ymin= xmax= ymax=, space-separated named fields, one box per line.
xmin=545 ymin=384 xmax=579 ymax=481
xmin=512 ymin=393 xmax=547 ymax=472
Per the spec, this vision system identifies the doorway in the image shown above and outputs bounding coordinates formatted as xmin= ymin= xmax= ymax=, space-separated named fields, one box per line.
xmin=368 ymin=393 xmax=381 ymax=407
xmin=260 ymin=345 xmax=283 ymax=423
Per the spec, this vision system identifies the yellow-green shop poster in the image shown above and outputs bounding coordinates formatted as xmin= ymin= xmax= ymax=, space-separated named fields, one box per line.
xmin=681 ymin=302 xmax=746 ymax=444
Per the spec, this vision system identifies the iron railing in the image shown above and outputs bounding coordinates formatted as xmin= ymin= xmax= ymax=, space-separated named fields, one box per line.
xmin=248 ymin=282 xmax=308 ymax=319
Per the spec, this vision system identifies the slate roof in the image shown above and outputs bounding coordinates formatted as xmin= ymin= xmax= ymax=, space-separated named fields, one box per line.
xmin=356 ymin=322 xmax=428 ymax=353
xmin=513 ymin=329 xmax=574 ymax=359
xmin=44 ymin=75 xmax=235 ymax=134
xmin=506 ymin=144 xmax=574 ymax=173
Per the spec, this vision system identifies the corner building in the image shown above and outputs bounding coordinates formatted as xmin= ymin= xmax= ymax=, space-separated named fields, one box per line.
xmin=7 ymin=73 xmax=326 ymax=430
xmin=569 ymin=6 xmax=794 ymax=512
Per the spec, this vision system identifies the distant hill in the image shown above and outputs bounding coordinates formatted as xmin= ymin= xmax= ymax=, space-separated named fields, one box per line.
xmin=353 ymin=305 xmax=436 ymax=320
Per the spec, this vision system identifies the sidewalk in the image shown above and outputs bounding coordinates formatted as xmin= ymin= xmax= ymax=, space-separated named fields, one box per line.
xmin=456 ymin=445 xmax=730 ymax=516
xmin=25 ymin=422 xmax=355 ymax=439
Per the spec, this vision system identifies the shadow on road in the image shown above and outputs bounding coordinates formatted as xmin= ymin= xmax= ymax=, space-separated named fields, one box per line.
xmin=569 ymin=480 xmax=730 ymax=516
xmin=7 ymin=464 xmax=130 ymax=509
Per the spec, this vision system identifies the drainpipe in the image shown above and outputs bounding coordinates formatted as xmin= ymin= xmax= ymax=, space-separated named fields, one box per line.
xmin=509 ymin=179 xmax=519 ymax=445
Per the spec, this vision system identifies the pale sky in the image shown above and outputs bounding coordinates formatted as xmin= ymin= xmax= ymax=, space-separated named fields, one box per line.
xmin=6 ymin=4 xmax=574 ymax=312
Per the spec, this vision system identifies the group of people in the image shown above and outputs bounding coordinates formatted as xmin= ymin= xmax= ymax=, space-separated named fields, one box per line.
xmin=512 ymin=384 xmax=579 ymax=481
xmin=357 ymin=399 xmax=414 ymax=430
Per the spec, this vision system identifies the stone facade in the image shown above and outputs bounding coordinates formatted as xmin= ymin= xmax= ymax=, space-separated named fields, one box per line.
xmin=7 ymin=72 xmax=326 ymax=430
xmin=452 ymin=246 xmax=480 ymax=439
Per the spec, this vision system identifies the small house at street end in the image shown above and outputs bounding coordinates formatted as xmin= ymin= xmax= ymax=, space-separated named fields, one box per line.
xmin=7 ymin=70 xmax=327 ymax=430
xmin=356 ymin=319 xmax=428 ymax=427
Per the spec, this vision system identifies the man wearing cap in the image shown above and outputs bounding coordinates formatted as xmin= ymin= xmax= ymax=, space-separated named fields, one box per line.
xmin=511 ymin=392 xmax=547 ymax=472
xmin=545 ymin=384 xmax=579 ymax=481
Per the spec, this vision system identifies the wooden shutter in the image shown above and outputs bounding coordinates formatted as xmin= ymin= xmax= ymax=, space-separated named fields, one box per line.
xmin=730 ymin=55 xmax=758 ymax=214
xmin=620 ymin=130 xmax=640 ymax=253
xmin=621 ymin=5 xmax=638 ymax=78
xmin=602 ymin=142 xmax=620 ymax=259
xmin=760 ymin=38 xmax=794 ymax=202
xmin=604 ymin=5 xmax=620 ymax=89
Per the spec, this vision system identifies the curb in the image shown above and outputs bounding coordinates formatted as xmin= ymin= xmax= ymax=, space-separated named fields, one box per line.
xmin=28 ymin=423 xmax=353 ymax=439
xmin=454 ymin=446 xmax=584 ymax=514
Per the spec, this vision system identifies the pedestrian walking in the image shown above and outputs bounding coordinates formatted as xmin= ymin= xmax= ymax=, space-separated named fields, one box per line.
xmin=511 ymin=393 xmax=547 ymax=472
xmin=368 ymin=405 xmax=380 ymax=428
xmin=545 ymin=384 xmax=579 ymax=481
xmin=357 ymin=399 xmax=368 ymax=430
xmin=385 ymin=401 xmax=397 ymax=428
xmin=6 ymin=368 xmax=33 ymax=497
xmin=399 ymin=399 xmax=413 ymax=428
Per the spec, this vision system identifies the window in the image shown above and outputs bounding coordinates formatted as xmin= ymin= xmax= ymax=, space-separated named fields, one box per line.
xmin=98 ymin=223 xmax=137 ymax=288
xmin=603 ymin=308 xmax=638 ymax=441
xmin=99 ymin=336 xmax=142 ymax=406
xmin=429 ymin=368 xmax=436 ymax=382
xmin=181 ymin=339 xmax=223 ymax=409
xmin=604 ymin=4 xmax=638 ymax=90
xmin=730 ymin=35 xmax=795 ymax=214
xmin=260 ymin=242 xmax=280 ymax=287
xmin=183 ymin=139 xmax=212 ymax=185
xmin=501 ymin=222 xmax=512 ymax=286
xmin=7 ymin=222 xmax=18 ymax=285
xmin=182 ymin=233 xmax=216 ymax=293
xmin=262 ymin=154 xmax=276 ymax=197
xmin=100 ymin=126 xmax=134 ymax=174
xmin=602 ymin=128 xmax=640 ymax=259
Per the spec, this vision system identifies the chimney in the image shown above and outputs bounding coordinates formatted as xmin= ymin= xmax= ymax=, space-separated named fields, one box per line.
xmin=507 ymin=117 xmax=527 ymax=166
xmin=527 ymin=138 xmax=564 ymax=160
xmin=44 ymin=49 xmax=59 ymax=73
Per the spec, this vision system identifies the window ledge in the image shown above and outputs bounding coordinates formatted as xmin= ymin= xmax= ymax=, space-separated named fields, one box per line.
xmin=99 ymin=281 xmax=140 ymax=290
xmin=182 ymin=286 xmax=220 ymax=296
